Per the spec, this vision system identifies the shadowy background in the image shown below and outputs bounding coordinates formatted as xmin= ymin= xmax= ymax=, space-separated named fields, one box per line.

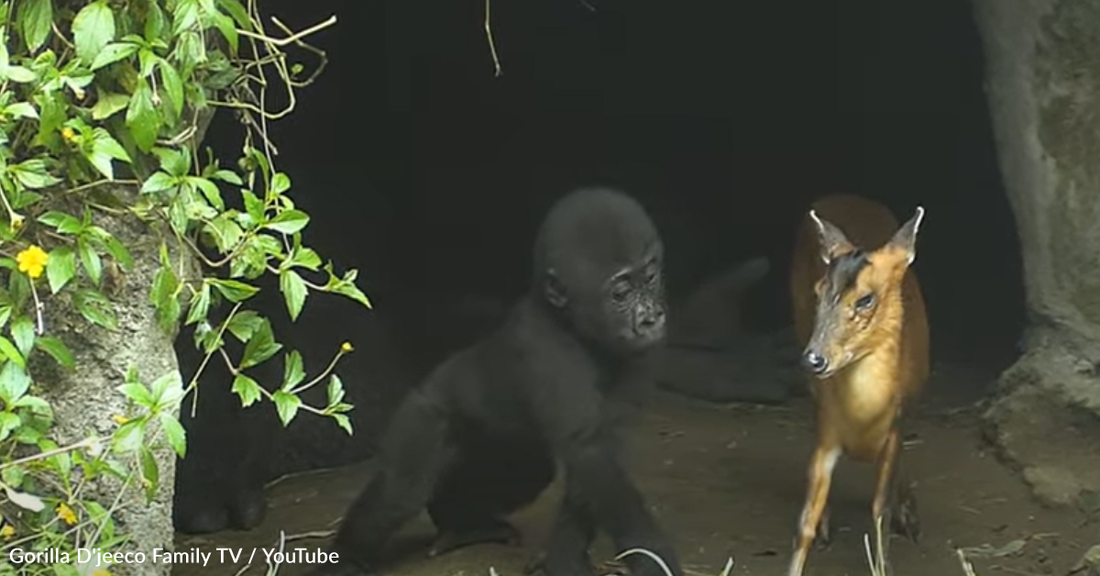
xmin=204 ymin=0 xmax=1023 ymax=397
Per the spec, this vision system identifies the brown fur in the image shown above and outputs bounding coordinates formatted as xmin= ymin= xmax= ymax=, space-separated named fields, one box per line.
xmin=785 ymin=194 xmax=929 ymax=576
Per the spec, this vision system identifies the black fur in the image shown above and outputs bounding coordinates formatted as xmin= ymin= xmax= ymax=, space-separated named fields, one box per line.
xmin=306 ymin=187 xmax=684 ymax=576
xmin=822 ymin=250 xmax=868 ymax=305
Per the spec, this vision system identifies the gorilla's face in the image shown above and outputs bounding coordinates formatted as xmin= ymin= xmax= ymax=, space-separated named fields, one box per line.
xmin=600 ymin=250 xmax=667 ymax=354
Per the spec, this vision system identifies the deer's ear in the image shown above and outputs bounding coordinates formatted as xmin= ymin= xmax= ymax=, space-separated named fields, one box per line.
xmin=810 ymin=210 xmax=854 ymax=265
xmin=887 ymin=206 xmax=925 ymax=266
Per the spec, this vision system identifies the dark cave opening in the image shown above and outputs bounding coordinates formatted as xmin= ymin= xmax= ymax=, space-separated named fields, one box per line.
xmin=169 ymin=3 xmax=1099 ymax=574
xmin=209 ymin=0 xmax=1023 ymax=378
xmin=185 ymin=0 xmax=1029 ymax=481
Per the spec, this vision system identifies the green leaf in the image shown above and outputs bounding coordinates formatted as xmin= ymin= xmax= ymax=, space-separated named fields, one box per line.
xmin=172 ymin=0 xmax=200 ymax=34
xmin=9 ymin=159 xmax=60 ymax=189
xmin=271 ymin=172 xmax=291 ymax=195
xmin=140 ymin=445 xmax=159 ymax=500
xmin=144 ymin=0 xmax=167 ymax=41
xmin=212 ymin=169 xmax=243 ymax=186
xmin=97 ymin=230 xmax=134 ymax=271
xmin=272 ymin=391 xmax=301 ymax=426
xmin=279 ymin=269 xmax=308 ymax=321
xmin=0 ymin=26 xmax=9 ymax=73
xmin=13 ymin=395 xmax=52 ymax=417
xmin=159 ymin=412 xmax=186 ymax=458
xmin=154 ymin=147 xmax=191 ymax=177
xmin=211 ymin=10 xmax=238 ymax=53
xmin=1 ymin=464 xmax=24 ymax=490
xmin=285 ymin=245 xmax=322 ymax=271
xmin=158 ymin=60 xmax=184 ymax=118
xmin=117 ymin=382 xmax=154 ymax=408
xmin=0 ymin=336 xmax=25 ymax=370
xmin=265 ymin=209 xmax=310 ymax=235
xmin=326 ymin=374 xmax=345 ymax=408
xmin=327 ymin=267 xmax=373 ymax=309
xmin=185 ymin=282 xmax=211 ymax=326
xmin=150 ymin=369 xmax=183 ymax=409
xmin=73 ymin=288 xmax=119 ymax=330
xmin=79 ymin=238 xmax=103 ymax=286
xmin=46 ymin=245 xmax=76 ymax=293
xmin=6 ymin=102 xmax=37 ymax=119
xmin=3 ymin=66 xmax=35 ymax=83
xmin=209 ymin=279 xmax=258 ymax=303
xmin=0 ymin=412 xmax=21 ymax=443
xmin=192 ymin=321 xmax=222 ymax=354
xmin=125 ymin=78 xmax=160 ymax=152
xmin=91 ymin=91 xmax=130 ymax=120
xmin=86 ymin=128 xmax=133 ymax=180
xmin=140 ymin=171 xmax=177 ymax=195
xmin=89 ymin=41 xmax=138 ymax=71
xmin=93 ymin=127 xmax=131 ymax=161
xmin=239 ymin=318 xmax=281 ymax=369
xmin=11 ymin=315 xmax=34 ymax=358
xmin=112 ymin=420 xmax=143 ymax=453
xmin=225 ymin=310 xmax=262 ymax=342
xmin=150 ymin=264 xmax=180 ymax=331
xmin=282 ymin=350 xmax=305 ymax=391
xmin=38 ymin=211 xmax=82 ymax=234
xmin=19 ymin=0 xmax=52 ymax=52
xmin=0 ymin=361 xmax=31 ymax=405
xmin=218 ymin=0 xmax=253 ymax=30
xmin=230 ymin=373 xmax=261 ymax=408
xmin=189 ymin=176 xmax=223 ymax=210
xmin=72 ymin=1 xmax=115 ymax=64
xmin=203 ymin=213 xmax=243 ymax=253
xmin=241 ymin=189 xmax=264 ymax=223
xmin=332 ymin=414 xmax=353 ymax=435
xmin=34 ymin=335 xmax=74 ymax=369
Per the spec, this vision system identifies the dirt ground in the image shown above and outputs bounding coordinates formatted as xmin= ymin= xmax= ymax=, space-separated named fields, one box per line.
xmin=172 ymin=360 xmax=1094 ymax=576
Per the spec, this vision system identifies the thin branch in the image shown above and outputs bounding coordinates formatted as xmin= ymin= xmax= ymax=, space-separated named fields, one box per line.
xmin=484 ymin=0 xmax=503 ymax=77
xmin=237 ymin=15 xmax=338 ymax=47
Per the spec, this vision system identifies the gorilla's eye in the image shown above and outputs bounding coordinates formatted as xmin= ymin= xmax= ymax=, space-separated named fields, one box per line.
xmin=854 ymin=292 xmax=876 ymax=311
xmin=644 ymin=264 xmax=659 ymax=284
xmin=611 ymin=283 xmax=632 ymax=303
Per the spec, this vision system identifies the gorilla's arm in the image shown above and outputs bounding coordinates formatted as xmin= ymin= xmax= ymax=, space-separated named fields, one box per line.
xmin=328 ymin=387 xmax=454 ymax=572
xmin=528 ymin=345 xmax=682 ymax=576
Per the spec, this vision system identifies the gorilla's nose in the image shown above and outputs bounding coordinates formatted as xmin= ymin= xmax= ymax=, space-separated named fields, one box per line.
xmin=802 ymin=350 xmax=829 ymax=375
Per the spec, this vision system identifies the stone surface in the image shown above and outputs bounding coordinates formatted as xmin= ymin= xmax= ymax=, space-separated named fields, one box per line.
xmin=973 ymin=0 xmax=1100 ymax=507
xmin=37 ymin=189 xmax=195 ymax=576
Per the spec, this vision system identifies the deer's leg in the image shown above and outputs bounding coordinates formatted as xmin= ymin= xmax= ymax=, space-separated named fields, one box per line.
xmin=787 ymin=444 xmax=841 ymax=576
xmin=871 ymin=429 xmax=902 ymax=576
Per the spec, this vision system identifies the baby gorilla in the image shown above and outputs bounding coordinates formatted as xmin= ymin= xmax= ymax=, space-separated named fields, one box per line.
xmin=307 ymin=187 xmax=683 ymax=576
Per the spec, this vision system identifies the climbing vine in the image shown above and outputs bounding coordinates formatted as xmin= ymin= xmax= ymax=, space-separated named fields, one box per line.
xmin=0 ymin=0 xmax=363 ymax=573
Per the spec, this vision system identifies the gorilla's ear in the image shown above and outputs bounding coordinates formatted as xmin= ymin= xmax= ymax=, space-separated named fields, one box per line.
xmin=544 ymin=268 xmax=568 ymax=308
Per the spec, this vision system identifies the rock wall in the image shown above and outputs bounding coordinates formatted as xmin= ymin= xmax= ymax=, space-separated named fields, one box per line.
xmin=40 ymin=189 xmax=196 ymax=576
xmin=972 ymin=0 xmax=1100 ymax=507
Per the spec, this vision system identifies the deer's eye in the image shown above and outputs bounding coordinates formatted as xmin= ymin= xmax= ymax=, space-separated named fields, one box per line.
xmin=854 ymin=292 xmax=876 ymax=311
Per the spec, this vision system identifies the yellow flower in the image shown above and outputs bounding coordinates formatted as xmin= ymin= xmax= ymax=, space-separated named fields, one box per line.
xmin=56 ymin=502 xmax=77 ymax=526
xmin=0 ymin=524 xmax=14 ymax=539
xmin=91 ymin=569 xmax=111 ymax=576
xmin=61 ymin=127 xmax=76 ymax=142
xmin=16 ymin=245 xmax=48 ymax=279
xmin=340 ymin=341 xmax=354 ymax=353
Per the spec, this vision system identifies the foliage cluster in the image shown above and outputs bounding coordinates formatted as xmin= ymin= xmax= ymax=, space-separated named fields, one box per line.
xmin=0 ymin=0 xmax=364 ymax=574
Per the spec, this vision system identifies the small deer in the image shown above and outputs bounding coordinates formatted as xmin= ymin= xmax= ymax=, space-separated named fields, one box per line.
xmin=786 ymin=194 xmax=929 ymax=576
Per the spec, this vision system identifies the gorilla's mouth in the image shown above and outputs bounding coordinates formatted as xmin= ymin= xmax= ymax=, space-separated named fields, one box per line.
xmin=625 ymin=323 xmax=666 ymax=351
